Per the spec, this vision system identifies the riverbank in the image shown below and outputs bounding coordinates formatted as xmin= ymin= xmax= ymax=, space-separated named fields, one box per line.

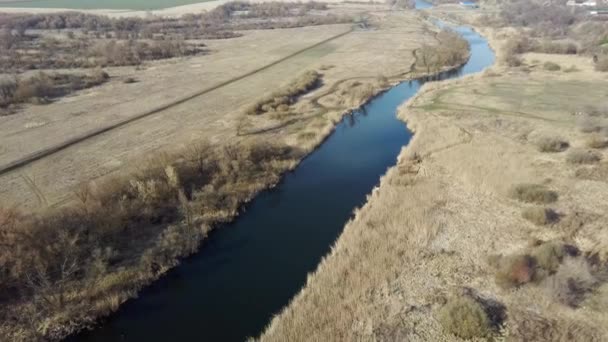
xmin=261 ymin=7 xmax=608 ymax=341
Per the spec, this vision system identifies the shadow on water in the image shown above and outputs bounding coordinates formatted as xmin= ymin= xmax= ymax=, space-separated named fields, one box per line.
xmin=70 ymin=3 xmax=494 ymax=341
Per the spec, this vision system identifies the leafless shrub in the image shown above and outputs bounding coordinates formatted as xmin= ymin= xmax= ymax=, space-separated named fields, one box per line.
xmin=522 ymin=207 xmax=559 ymax=226
xmin=500 ymin=0 xmax=579 ymax=37
xmin=530 ymin=240 xmax=577 ymax=275
xmin=0 ymin=70 xmax=109 ymax=110
xmin=416 ymin=28 xmax=469 ymax=74
xmin=504 ymin=35 xmax=533 ymax=55
xmin=595 ymin=55 xmax=608 ymax=72
xmin=438 ymin=295 xmax=494 ymax=339
xmin=509 ymin=183 xmax=558 ymax=204
xmin=575 ymin=162 xmax=608 ymax=181
xmin=246 ymin=70 xmax=321 ymax=116
xmin=545 ymin=257 xmax=596 ymax=307
xmin=537 ymin=40 xmax=578 ymax=55
xmin=387 ymin=0 xmax=415 ymax=9
xmin=492 ymin=254 xmax=537 ymax=288
xmin=576 ymin=114 xmax=606 ymax=133
xmin=503 ymin=53 xmax=524 ymax=67
xmin=12 ymin=72 xmax=53 ymax=104
xmin=1 ymin=4 xmax=348 ymax=73
xmin=508 ymin=309 xmax=604 ymax=342
xmin=0 ymin=140 xmax=300 ymax=340
xmin=492 ymin=241 xmax=578 ymax=288
xmin=543 ymin=61 xmax=561 ymax=71
xmin=586 ymin=134 xmax=608 ymax=149
xmin=566 ymin=149 xmax=601 ymax=165
xmin=536 ymin=136 xmax=569 ymax=153
xmin=0 ymin=75 xmax=17 ymax=107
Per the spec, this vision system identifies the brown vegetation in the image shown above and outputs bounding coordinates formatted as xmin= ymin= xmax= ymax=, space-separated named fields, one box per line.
xmin=575 ymin=162 xmax=608 ymax=181
xmin=504 ymin=35 xmax=578 ymax=56
xmin=509 ymin=183 xmax=558 ymax=204
xmin=0 ymin=69 xmax=108 ymax=114
xmin=545 ymin=257 xmax=597 ymax=308
xmin=499 ymin=0 xmax=580 ymax=37
xmin=416 ymin=28 xmax=469 ymax=73
xmin=522 ymin=207 xmax=559 ymax=226
xmin=0 ymin=2 xmax=353 ymax=73
xmin=543 ymin=61 xmax=561 ymax=71
xmin=536 ymin=136 xmax=569 ymax=153
xmin=245 ymin=70 xmax=322 ymax=116
xmin=493 ymin=253 xmax=537 ymax=288
xmin=492 ymin=241 xmax=579 ymax=289
xmin=586 ymin=134 xmax=608 ymax=149
xmin=438 ymin=295 xmax=494 ymax=339
xmin=595 ymin=55 xmax=608 ymax=72
xmin=566 ymin=149 xmax=601 ymax=164
xmin=0 ymin=140 xmax=301 ymax=340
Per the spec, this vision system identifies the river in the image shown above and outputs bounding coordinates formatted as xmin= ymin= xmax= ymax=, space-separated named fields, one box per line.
xmin=70 ymin=1 xmax=495 ymax=341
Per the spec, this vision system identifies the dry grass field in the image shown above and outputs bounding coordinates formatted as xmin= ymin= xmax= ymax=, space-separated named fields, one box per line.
xmin=261 ymin=16 xmax=608 ymax=342
xmin=0 ymin=5 xmax=436 ymax=209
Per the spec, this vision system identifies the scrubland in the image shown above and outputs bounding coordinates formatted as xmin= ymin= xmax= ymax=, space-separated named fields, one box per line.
xmin=0 ymin=3 xmax=460 ymax=340
xmin=262 ymin=1 xmax=608 ymax=341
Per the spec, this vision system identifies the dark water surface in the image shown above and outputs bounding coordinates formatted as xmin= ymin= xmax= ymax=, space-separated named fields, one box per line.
xmin=72 ymin=3 xmax=494 ymax=341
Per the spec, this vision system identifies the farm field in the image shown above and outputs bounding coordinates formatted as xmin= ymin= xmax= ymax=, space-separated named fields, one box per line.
xmin=0 ymin=5 xmax=434 ymax=209
xmin=0 ymin=0 xmax=213 ymax=10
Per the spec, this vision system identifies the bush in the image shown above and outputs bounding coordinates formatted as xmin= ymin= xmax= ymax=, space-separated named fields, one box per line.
xmin=577 ymin=114 xmax=605 ymax=133
xmin=500 ymin=0 xmax=578 ymax=37
xmin=566 ymin=149 xmax=601 ymax=164
xmin=246 ymin=70 xmax=321 ymax=115
xmin=12 ymin=72 xmax=53 ymax=103
xmin=438 ymin=296 xmax=493 ymax=339
xmin=586 ymin=134 xmax=608 ymax=149
xmin=530 ymin=241 xmax=571 ymax=274
xmin=522 ymin=207 xmax=559 ymax=225
xmin=536 ymin=136 xmax=569 ymax=152
xmin=0 ymin=70 xmax=109 ymax=109
xmin=545 ymin=257 xmax=596 ymax=307
xmin=543 ymin=61 xmax=561 ymax=71
xmin=502 ymin=53 xmax=523 ymax=67
xmin=509 ymin=183 xmax=558 ymax=204
xmin=494 ymin=254 xmax=537 ymax=288
xmin=595 ymin=56 xmax=608 ymax=72
xmin=0 ymin=75 xmax=17 ymax=107
xmin=416 ymin=29 xmax=469 ymax=74
xmin=537 ymin=40 xmax=578 ymax=54
xmin=0 ymin=140 xmax=300 ymax=340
